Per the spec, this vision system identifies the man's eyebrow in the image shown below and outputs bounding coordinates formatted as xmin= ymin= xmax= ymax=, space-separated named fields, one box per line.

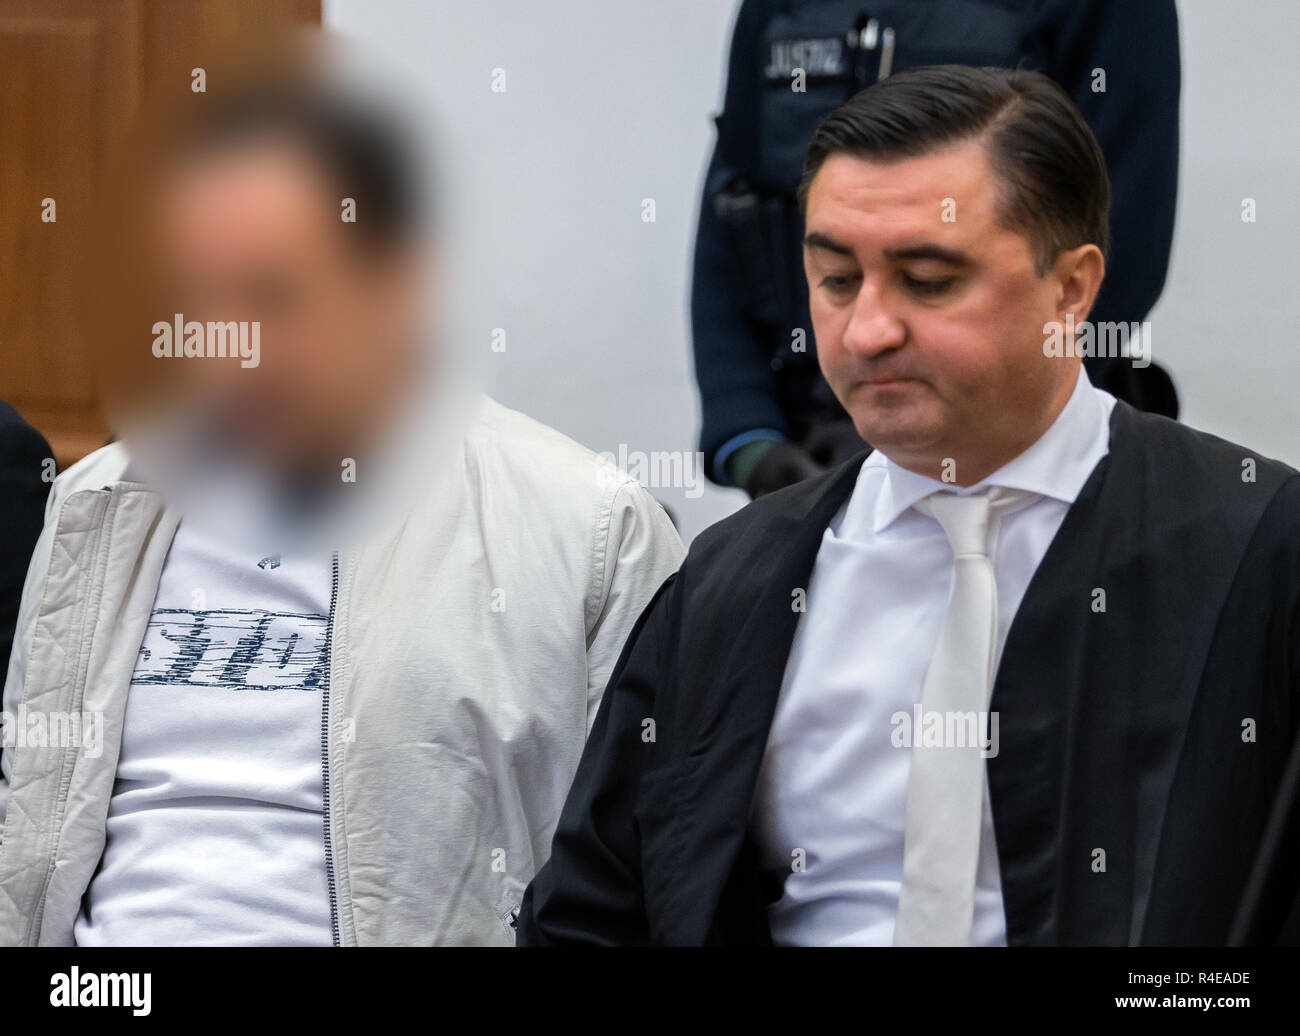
xmin=883 ymin=244 xmax=972 ymax=266
xmin=803 ymin=231 xmax=854 ymax=256
xmin=803 ymin=235 xmax=974 ymax=267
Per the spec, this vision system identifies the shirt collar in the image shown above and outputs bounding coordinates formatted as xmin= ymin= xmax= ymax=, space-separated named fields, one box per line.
xmin=861 ymin=366 xmax=1115 ymax=534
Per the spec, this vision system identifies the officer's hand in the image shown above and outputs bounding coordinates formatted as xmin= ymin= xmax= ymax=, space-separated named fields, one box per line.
xmin=744 ymin=440 xmax=825 ymax=499
xmin=803 ymin=420 xmax=868 ymax=467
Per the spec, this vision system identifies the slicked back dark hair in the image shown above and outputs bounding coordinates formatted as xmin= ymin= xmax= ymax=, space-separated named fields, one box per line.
xmin=798 ymin=65 xmax=1110 ymax=274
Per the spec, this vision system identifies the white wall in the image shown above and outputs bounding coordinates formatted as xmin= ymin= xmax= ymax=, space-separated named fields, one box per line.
xmin=326 ymin=0 xmax=1300 ymax=542
xmin=1156 ymin=0 xmax=1300 ymax=463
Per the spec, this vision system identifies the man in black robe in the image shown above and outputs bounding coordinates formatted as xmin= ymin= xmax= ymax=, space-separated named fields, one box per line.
xmin=519 ymin=65 xmax=1300 ymax=946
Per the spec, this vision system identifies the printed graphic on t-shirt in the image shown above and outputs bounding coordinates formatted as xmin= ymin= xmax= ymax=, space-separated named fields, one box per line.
xmin=133 ymin=608 xmax=328 ymax=690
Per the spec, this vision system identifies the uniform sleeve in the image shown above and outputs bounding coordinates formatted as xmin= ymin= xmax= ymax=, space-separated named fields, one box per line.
xmin=1033 ymin=0 xmax=1180 ymax=325
xmin=692 ymin=0 xmax=790 ymax=479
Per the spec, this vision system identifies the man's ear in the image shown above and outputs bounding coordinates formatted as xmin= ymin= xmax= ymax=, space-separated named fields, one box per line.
xmin=1052 ymin=243 xmax=1105 ymax=326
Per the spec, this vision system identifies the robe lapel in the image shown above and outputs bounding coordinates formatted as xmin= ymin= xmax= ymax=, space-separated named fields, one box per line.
xmin=984 ymin=447 xmax=1119 ymax=944
xmin=672 ymin=455 xmax=867 ymax=943
xmin=987 ymin=400 xmax=1279 ymax=945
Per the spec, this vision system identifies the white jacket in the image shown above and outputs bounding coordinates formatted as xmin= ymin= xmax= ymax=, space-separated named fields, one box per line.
xmin=0 ymin=395 xmax=684 ymax=945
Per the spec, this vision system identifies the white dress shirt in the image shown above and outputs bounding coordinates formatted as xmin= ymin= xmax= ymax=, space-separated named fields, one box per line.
xmin=750 ymin=367 xmax=1116 ymax=946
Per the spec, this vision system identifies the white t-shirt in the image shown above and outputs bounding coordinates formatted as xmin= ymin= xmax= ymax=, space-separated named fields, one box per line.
xmin=75 ymin=519 xmax=335 ymax=946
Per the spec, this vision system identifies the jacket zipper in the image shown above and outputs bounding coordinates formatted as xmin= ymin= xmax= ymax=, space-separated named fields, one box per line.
xmin=321 ymin=552 xmax=342 ymax=946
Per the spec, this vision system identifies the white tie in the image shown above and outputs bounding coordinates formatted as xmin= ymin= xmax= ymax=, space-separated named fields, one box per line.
xmin=893 ymin=487 xmax=1026 ymax=946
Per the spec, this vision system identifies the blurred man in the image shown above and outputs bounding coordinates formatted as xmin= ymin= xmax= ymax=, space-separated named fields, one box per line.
xmin=695 ymin=0 xmax=1181 ymax=497
xmin=0 ymin=43 xmax=683 ymax=946
xmin=522 ymin=67 xmax=1300 ymax=946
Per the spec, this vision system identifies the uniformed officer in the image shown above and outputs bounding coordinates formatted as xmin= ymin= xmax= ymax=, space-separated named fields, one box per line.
xmin=693 ymin=0 xmax=1181 ymax=496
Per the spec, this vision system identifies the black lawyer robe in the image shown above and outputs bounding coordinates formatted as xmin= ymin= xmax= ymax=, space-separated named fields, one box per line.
xmin=519 ymin=400 xmax=1300 ymax=946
